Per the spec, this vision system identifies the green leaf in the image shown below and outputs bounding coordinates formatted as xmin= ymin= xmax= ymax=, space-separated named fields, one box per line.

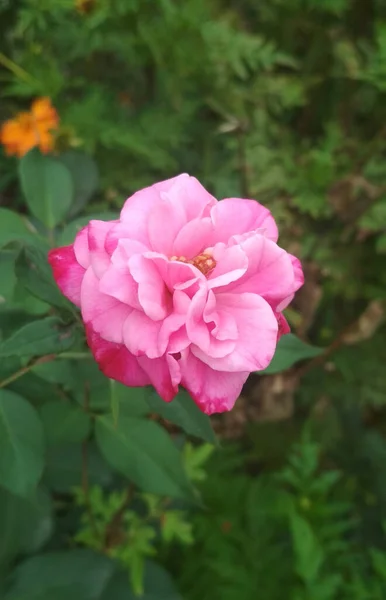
xmin=109 ymin=380 xmax=119 ymax=426
xmin=147 ymin=390 xmax=217 ymax=444
xmin=0 ymin=317 xmax=76 ymax=358
xmin=96 ymin=415 xmax=195 ymax=500
xmin=370 ymin=548 xmax=386 ymax=580
xmin=39 ymin=401 xmax=91 ymax=445
xmin=100 ymin=561 xmax=182 ymax=600
xmin=4 ymin=550 xmax=116 ymax=600
xmin=0 ymin=208 xmax=33 ymax=248
xmin=71 ymin=361 xmax=110 ymax=409
xmin=161 ymin=510 xmax=194 ymax=545
xmin=0 ymin=251 xmax=49 ymax=314
xmin=6 ymin=372 xmax=64 ymax=408
xmin=0 ymin=486 xmax=53 ymax=568
xmin=59 ymin=151 xmax=99 ymax=217
xmin=15 ymin=243 xmax=73 ymax=310
xmin=19 ymin=149 xmax=74 ymax=229
xmin=376 ymin=233 xmax=386 ymax=253
xmin=262 ymin=334 xmax=323 ymax=374
xmin=290 ymin=510 xmax=324 ymax=583
xmin=5 ymin=552 xmax=180 ymax=600
xmin=0 ymin=389 xmax=45 ymax=496
xmin=43 ymin=443 xmax=112 ymax=492
xmin=182 ymin=442 xmax=214 ymax=483
xmin=0 ymin=250 xmax=17 ymax=304
xmin=116 ymin=385 xmax=150 ymax=418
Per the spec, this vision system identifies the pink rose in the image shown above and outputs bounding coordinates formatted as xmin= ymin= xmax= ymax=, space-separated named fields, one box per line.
xmin=48 ymin=174 xmax=303 ymax=414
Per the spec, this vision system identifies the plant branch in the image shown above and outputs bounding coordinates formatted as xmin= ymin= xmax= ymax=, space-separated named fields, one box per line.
xmin=0 ymin=351 xmax=91 ymax=389
xmin=0 ymin=354 xmax=55 ymax=389
xmin=81 ymin=381 xmax=99 ymax=538
xmin=0 ymin=52 xmax=38 ymax=85
xmin=104 ymin=484 xmax=134 ymax=551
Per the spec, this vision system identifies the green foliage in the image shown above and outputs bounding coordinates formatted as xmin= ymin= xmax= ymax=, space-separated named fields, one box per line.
xmin=95 ymin=415 xmax=196 ymax=501
xmin=1 ymin=0 xmax=386 ymax=597
xmin=0 ymin=389 xmax=44 ymax=496
xmin=0 ymin=486 xmax=53 ymax=568
xmin=15 ymin=243 xmax=74 ymax=311
xmin=39 ymin=400 xmax=91 ymax=445
xmin=0 ymin=316 xmax=77 ymax=358
xmin=262 ymin=334 xmax=323 ymax=374
xmin=0 ymin=208 xmax=33 ymax=247
xmin=19 ymin=149 xmax=73 ymax=229
xmin=176 ymin=429 xmax=386 ymax=600
xmin=73 ymin=485 xmax=194 ymax=595
xmin=147 ymin=391 xmax=217 ymax=444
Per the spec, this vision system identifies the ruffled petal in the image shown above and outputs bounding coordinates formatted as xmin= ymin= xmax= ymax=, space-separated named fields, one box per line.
xmin=73 ymin=226 xmax=90 ymax=268
xmin=85 ymin=323 xmax=150 ymax=386
xmin=210 ymin=198 xmax=278 ymax=244
xmin=147 ymin=198 xmax=185 ymax=255
xmin=106 ymin=223 xmax=147 ymax=256
xmin=81 ymin=267 xmax=132 ymax=343
xmin=172 ymin=217 xmax=214 ymax=258
xmin=208 ymin=243 xmax=248 ymax=289
xmin=277 ymin=313 xmax=291 ymax=339
xmin=48 ymin=245 xmax=85 ymax=306
xmin=158 ymin=174 xmax=217 ymax=221
xmin=137 ymin=354 xmax=180 ymax=402
xmin=123 ymin=310 xmax=163 ymax=358
xmin=180 ymin=350 xmax=248 ymax=414
xmin=186 ymin=288 xmax=236 ymax=358
xmin=128 ymin=254 xmax=171 ymax=320
xmin=222 ymin=234 xmax=302 ymax=310
xmin=192 ymin=292 xmax=278 ymax=372
xmin=99 ymin=263 xmax=141 ymax=309
xmin=88 ymin=220 xmax=114 ymax=278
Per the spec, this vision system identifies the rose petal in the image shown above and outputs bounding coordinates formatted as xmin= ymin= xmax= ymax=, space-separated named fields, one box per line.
xmin=81 ymin=267 xmax=132 ymax=343
xmin=137 ymin=354 xmax=180 ymax=402
xmin=106 ymin=224 xmax=147 ymax=256
xmin=172 ymin=217 xmax=214 ymax=258
xmin=86 ymin=323 xmax=149 ymax=386
xmin=210 ymin=198 xmax=278 ymax=244
xmin=99 ymin=263 xmax=141 ymax=309
xmin=277 ymin=313 xmax=291 ymax=340
xmin=186 ymin=288 xmax=236 ymax=358
xmin=123 ymin=310 xmax=163 ymax=358
xmin=48 ymin=245 xmax=85 ymax=306
xmin=88 ymin=220 xmax=114 ymax=278
xmin=159 ymin=174 xmax=217 ymax=221
xmin=208 ymin=243 xmax=248 ymax=289
xmin=192 ymin=292 xmax=278 ymax=372
xmin=128 ymin=254 xmax=171 ymax=320
xmin=221 ymin=234 xmax=302 ymax=310
xmin=73 ymin=226 xmax=90 ymax=269
xmin=147 ymin=198 xmax=185 ymax=255
xmin=180 ymin=350 xmax=248 ymax=414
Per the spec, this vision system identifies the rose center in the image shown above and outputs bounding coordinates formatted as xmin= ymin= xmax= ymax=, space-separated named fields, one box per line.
xmin=170 ymin=253 xmax=216 ymax=277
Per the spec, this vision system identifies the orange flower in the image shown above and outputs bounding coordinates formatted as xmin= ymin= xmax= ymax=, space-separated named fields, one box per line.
xmin=0 ymin=97 xmax=59 ymax=158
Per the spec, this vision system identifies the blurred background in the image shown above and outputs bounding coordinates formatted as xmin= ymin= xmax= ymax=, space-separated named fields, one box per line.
xmin=1 ymin=0 xmax=386 ymax=598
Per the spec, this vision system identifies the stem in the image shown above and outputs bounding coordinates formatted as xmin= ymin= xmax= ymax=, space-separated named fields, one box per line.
xmin=81 ymin=382 xmax=99 ymax=537
xmin=0 ymin=52 xmax=37 ymax=85
xmin=104 ymin=484 xmax=134 ymax=551
xmin=0 ymin=355 xmax=55 ymax=389
xmin=81 ymin=382 xmax=90 ymax=497
xmin=0 ymin=352 xmax=91 ymax=389
xmin=57 ymin=352 xmax=92 ymax=360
